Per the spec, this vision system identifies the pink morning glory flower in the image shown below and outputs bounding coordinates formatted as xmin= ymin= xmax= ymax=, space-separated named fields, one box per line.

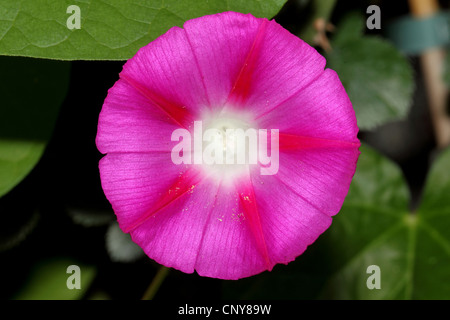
xmin=96 ymin=11 xmax=360 ymax=280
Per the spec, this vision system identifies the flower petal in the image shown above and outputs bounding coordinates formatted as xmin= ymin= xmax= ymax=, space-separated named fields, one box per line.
xmin=225 ymin=16 xmax=326 ymax=113
xmin=99 ymin=152 xmax=193 ymax=232
xmin=277 ymin=147 xmax=360 ymax=215
xmin=256 ymin=69 xmax=359 ymax=143
xmin=194 ymin=182 xmax=270 ymax=279
xmin=96 ymin=79 xmax=182 ymax=154
xmin=119 ymin=25 xmax=210 ymax=127
xmin=96 ymin=12 xmax=361 ymax=280
xmin=249 ymin=169 xmax=333 ymax=264
xmin=184 ymin=12 xmax=326 ymax=112
xmin=129 ymin=179 xmax=220 ymax=274
xmin=183 ymin=11 xmax=263 ymax=108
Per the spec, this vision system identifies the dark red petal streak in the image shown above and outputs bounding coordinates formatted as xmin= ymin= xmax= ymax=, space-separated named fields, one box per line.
xmin=121 ymin=74 xmax=194 ymax=129
xmin=96 ymin=79 xmax=181 ymax=154
xmin=238 ymin=175 xmax=273 ymax=270
xmin=224 ymin=17 xmax=326 ymax=116
xmin=227 ymin=19 xmax=269 ymax=106
xmin=124 ymin=168 xmax=204 ymax=233
xmin=117 ymin=25 xmax=214 ymax=130
xmin=182 ymin=12 xmax=262 ymax=108
xmin=279 ymin=133 xmax=361 ymax=151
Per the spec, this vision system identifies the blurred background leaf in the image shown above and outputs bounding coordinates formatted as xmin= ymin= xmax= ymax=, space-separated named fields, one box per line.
xmin=0 ymin=57 xmax=70 ymax=198
xmin=106 ymin=222 xmax=145 ymax=263
xmin=224 ymin=145 xmax=450 ymax=299
xmin=330 ymin=11 xmax=364 ymax=43
xmin=68 ymin=207 xmax=115 ymax=228
xmin=0 ymin=210 xmax=39 ymax=252
xmin=0 ymin=0 xmax=287 ymax=60
xmin=326 ymin=13 xmax=414 ymax=130
xmin=13 ymin=257 xmax=96 ymax=300
xmin=0 ymin=141 xmax=45 ymax=198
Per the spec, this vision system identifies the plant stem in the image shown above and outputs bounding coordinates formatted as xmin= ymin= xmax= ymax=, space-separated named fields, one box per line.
xmin=408 ymin=0 xmax=450 ymax=148
xmin=141 ymin=266 xmax=170 ymax=300
xmin=299 ymin=0 xmax=338 ymax=46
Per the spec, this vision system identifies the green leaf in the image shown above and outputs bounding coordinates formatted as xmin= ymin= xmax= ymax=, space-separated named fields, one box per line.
xmin=444 ymin=51 xmax=450 ymax=87
xmin=320 ymin=145 xmax=410 ymax=299
xmin=0 ymin=0 xmax=287 ymax=61
xmin=224 ymin=145 xmax=450 ymax=299
xmin=327 ymin=14 xmax=414 ymax=130
xmin=0 ymin=141 xmax=45 ymax=197
xmin=332 ymin=12 xmax=364 ymax=44
xmin=0 ymin=56 xmax=70 ymax=198
xmin=13 ymin=257 xmax=96 ymax=300
xmin=322 ymin=146 xmax=450 ymax=299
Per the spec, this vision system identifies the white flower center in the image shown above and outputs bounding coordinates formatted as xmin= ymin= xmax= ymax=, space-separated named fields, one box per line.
xmin=199 ymin=111 xmax=255 ymax=184
xmin=170 ymin=109 xmax=279 ymax=186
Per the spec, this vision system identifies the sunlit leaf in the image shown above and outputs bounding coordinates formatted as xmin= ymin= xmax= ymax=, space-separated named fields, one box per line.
xmin=0 ymin=0 xmax=287 ymax=60
xmin=0 ymin=141 xmax=45 ymax=197
xmin=13 ymin=257 xmax=96 ymax=300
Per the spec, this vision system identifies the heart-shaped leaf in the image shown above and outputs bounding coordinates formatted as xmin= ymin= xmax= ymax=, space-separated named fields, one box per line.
xmin=326 ymin=14 xmax=414 ymax=130
xmin=0 ymin=0 xmax=287 ymax=60
xmin=224 ymin=145 xmax=450 ymax=299
xmin=321 ymin=145 xmax=450 ymax=299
